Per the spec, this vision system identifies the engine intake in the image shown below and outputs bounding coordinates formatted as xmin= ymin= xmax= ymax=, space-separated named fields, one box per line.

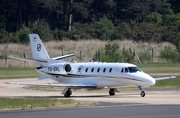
xmin=64 ymin=64 xmax=71 ymax=72
xmin=45 ymin=63 xmax=72 ymax=74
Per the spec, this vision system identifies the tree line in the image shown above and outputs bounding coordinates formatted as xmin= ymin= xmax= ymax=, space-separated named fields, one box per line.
xmin=1 ymin=0 xmax=180 ymax=48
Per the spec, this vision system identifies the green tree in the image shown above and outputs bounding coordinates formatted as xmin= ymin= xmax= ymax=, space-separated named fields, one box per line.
xmin=164 ymin=13 xmax=180 ymax=26
xmin=32 ymin=19 xmax=51 ymax=40
xmin=14 ymin=25 xmax=31 ymax=44
xmin=93 ymin=43 xmax=134 ymax=63
xmin=174 ymin=33 xmax=180 ymax=54
xmin=0 ymin=15 xmax=6 ymax=31
xmin=95 ymin=17 xmax=114 ymax=40
xmin=167 ymin=0 xmax=180 ymax=13
xmin=145 ymin=12 xmax=162 ymax=23
xmin=118 ymin=22 xmax=130 ymax=32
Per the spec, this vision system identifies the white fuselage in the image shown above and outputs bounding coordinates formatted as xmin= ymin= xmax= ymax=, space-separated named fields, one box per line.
xmin=37 ymin=62 xmax=156 ymax=89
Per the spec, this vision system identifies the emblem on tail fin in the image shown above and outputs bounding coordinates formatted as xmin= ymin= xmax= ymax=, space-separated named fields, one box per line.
xmin=37 ymin=44 xmax=41 ymax=51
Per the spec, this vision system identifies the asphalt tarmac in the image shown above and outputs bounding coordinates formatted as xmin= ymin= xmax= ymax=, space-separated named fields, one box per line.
xmin=1 ymin=104 xmax=180 ymax=118
xmin=0 ymin=78 xmax=180 ymax=118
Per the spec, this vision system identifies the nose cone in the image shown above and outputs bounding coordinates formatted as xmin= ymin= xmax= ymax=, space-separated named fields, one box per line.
xmin=140 ymin=72 xmax=156 ymax=86
xmin=148 ymin=76 xmax=156 ymax=86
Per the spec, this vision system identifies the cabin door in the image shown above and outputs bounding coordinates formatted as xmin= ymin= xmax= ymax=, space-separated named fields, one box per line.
xmin=77 ymin=66 xmax=83 ymax=76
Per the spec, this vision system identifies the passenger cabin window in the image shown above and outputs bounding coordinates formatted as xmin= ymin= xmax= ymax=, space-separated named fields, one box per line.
xmin=91 ymin=68 xmax=94 ymax=72
xmin=125 ymin=68 xmax=129 ymax=73
xmin=97 ymin=68 xmax=100 ymax=72
xmin=128 ymin=67 xmax=142 ymax=73
xmin=85 ymin=68 xmax=88 ymax=72
xmin=121 ymin=68 xmax=124 ymax=73
xmin=109 ymin=68 xmax=112 ymax=73
xmin=103 ymin=68 xmax=106 ymax=73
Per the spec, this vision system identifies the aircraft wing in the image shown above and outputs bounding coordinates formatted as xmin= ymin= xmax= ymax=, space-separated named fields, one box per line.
xmin=5 ymin=82 xmax=97 ymax=88
xmin=154 ymin=76 xmax=176 ymax=81
xmin=52 ymin=54 xmax=75 ymax=60
xmin=8 ymin=55 xmax=47 ymax=63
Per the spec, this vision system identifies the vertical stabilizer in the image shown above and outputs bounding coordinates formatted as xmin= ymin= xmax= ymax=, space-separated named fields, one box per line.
xmin=29 ymin=34 xmax=50 ymax=61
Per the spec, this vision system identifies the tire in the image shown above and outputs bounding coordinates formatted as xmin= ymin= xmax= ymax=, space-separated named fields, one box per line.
xmin=140 ymin=91 xmax=145 ymax=97
xmin=109 ymin=89 xmax=115 ymax=96
xmin=64 ymin=92 xmax=70 ymax=97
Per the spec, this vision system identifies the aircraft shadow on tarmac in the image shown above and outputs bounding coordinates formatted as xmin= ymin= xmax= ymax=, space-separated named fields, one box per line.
xmin=11 ymin=93 xmax=140 ymax=99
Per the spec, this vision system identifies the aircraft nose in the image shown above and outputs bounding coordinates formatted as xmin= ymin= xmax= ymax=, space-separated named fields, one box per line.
xmin=148 ymin=76 xmax=156 ymax=86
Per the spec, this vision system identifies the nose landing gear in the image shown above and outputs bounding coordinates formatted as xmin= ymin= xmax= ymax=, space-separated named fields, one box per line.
xmin=140 ymin=91 xmax=145 ymax=97
xmin=138 ymin=86 xmax=145 ymax=97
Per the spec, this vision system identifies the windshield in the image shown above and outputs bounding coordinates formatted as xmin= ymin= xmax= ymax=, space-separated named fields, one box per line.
xmin=128 ymin=67 xmax=142 ymax=73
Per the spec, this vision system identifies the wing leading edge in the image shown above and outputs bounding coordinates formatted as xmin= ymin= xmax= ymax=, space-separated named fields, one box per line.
xmin=154 ymin=76 xmax=176 ymax=81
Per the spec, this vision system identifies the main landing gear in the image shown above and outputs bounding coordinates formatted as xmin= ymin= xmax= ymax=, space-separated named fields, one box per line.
xmin=138 ymin=86 xmax=145 ymax=97
xmin=62 ymin=88 xmax=72 ymax=97
xmin=109 ymin=88 xmax=120 ymax=96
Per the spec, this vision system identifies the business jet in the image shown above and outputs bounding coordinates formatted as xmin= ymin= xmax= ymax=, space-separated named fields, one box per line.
xmin=7 ymin=34 xmax=175 ymax=97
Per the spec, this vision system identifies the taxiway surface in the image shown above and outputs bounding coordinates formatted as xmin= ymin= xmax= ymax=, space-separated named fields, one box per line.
xmin=1 ymin=104 xmax=180 ymax=118
xmin=0 ymin=78 xmax=180 ymax=105
xmin=1 ymin=78 xmax=180 ymax=118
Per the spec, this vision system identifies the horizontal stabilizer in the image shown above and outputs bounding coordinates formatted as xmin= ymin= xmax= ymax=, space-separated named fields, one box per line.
xmin=52 ymin=54 xmax=75 ymax=60
xmin=5 ymin=82 xmax=97 ymax=88
xmin=154 ymin=76 xmax=176 ymax=81
xmin=38 ymin=75 xmax=52 ymax=80
xmin=8 ymin=55 xmax=47 ymax=63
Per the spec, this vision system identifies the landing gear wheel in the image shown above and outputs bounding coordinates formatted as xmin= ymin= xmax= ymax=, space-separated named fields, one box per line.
xmin=140 ymin=91 xmax=145 ymax=97
xmin=109 ymin=88 xmax=115 ymax=96
xmin=64 ymin=89 xmax=72 ymax=97
xmin=64 ymin=92 xmax=70 ymax=97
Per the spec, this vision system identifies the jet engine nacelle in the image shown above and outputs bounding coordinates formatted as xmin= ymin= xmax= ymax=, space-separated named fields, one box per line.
xmin=39 ymin=63 xmax=72 ymax=74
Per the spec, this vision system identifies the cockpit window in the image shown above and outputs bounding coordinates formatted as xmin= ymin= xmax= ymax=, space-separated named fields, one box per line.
xmin=125 ymin=68 xmax=129 ymax=73
xmin=128 ymin=67 xmax=142 ymax=73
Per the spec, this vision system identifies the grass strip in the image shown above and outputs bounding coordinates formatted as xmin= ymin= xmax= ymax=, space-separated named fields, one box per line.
xmin=0 ymin=98 xmax=98 ymax=111
xmin=0 ymin=67 xmax=40 ymax=79
xmin=153 ymin=76 xmax=180 ymax=88
xmin=137 ymin=63 xmax=180 ymax=73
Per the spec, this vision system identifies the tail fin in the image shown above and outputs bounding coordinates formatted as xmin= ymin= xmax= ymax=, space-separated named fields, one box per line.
xmin=29 ymin=34 xmax=50 ymax=61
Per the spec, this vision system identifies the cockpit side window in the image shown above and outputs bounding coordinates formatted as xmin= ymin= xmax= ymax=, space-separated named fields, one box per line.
xmin=128 ymin=67 xmax=142 ymax=73
xmin=125 ymin=68 xmax=128 ymax=73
